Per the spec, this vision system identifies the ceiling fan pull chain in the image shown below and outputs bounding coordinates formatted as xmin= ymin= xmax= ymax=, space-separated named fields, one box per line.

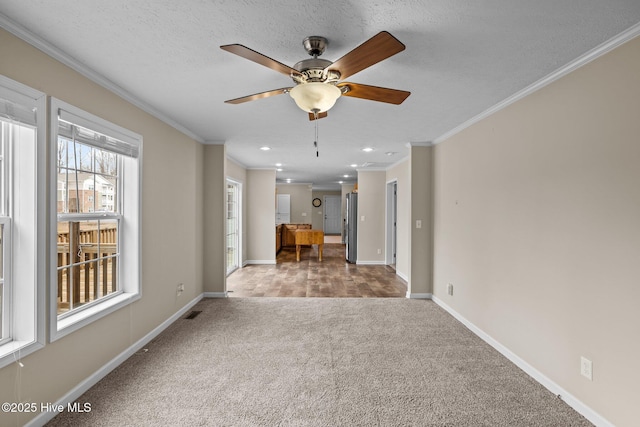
xmin=313 ymin=108 xmax=320 ymax=157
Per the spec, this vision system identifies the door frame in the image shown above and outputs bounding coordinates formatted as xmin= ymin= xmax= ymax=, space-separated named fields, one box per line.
xmin=226 ymin=178 xmax=242 ymax=276
xmin=385 ymin=180 xmax=397 ymax=266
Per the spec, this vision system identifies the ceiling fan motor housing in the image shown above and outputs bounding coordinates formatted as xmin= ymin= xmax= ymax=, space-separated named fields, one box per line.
xmin=292 ymin=58 xmax=341 ymax=84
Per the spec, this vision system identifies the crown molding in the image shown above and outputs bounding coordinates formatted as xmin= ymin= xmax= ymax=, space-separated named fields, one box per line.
xmin=434 ymin=22 xmax=640 ymax=145
xmin=385 ymin=156 xmax=410 ymax=171
xmin=276 ymin=182 xmax=313 ymax=186
xmin=0 ymin=13 xmax=205 ymax=144
xmin=226 ymin=155 xmax=248 ymax=169
xmin=406 ymin=141 xmax=433 ymax=147
xmin=356 ymin=167 xmax=387 ymax=173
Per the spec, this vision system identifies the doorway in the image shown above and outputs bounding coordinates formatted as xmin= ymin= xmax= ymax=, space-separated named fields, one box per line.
xmin=323 ymin=195 xmax=341 ymax=235
xmin=226 ymin=179 xmax=241 ymax=275
xmin=386 ymin=180 xmax=397 ymax=269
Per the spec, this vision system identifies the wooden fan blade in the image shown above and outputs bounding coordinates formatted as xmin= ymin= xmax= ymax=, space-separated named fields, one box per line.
xmin=220 ymin=44 xmax=299 ymax=77
xmin=326 ymin=31 xmax=405 ymax=80
xmin=308 ymin=111 xmax=328 ymax=121
xmin=337 ymin=82 xmax=410 ymax=105
xmin=224 ymin=88 xmax=292 ymax=104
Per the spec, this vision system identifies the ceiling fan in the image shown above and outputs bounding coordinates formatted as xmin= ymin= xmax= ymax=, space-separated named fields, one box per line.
xmin=220 ymin=31 xmax=411 ymax=121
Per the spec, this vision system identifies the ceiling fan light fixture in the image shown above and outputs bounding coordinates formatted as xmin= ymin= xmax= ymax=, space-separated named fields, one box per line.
xmin=289 ymin=82 xmax=341 ymax=113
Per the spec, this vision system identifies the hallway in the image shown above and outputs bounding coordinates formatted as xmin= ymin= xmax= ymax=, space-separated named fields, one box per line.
xmin=227 ymin=244 xmax=407 ymax=297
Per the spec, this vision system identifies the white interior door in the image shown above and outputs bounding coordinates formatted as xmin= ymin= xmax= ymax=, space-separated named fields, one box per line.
xmin=323 ymin=195 xmax=341 ymax=234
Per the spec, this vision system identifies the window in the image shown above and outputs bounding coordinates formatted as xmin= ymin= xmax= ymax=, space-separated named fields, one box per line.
xmin=0 ymin=76 xmax=46 ymax=368
xmin=50 ymin=98 xmax=142 ymax=341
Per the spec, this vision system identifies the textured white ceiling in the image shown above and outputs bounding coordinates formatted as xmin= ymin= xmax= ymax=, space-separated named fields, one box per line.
xmin=2 ymin=1 xmax=640 ymax=189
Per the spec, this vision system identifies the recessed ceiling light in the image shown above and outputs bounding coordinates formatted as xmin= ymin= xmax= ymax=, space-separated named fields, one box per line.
xmin=260 ymin=146 xmax=271 ymax=151
xmin=275 ymin=163 xmax=282 ymax=167
xmin=277 ymin=168 xmax=283 ymax=172
xmin=343 ymin=174 xmax=349 ymax=178
xmin=362 ymin=147 xmax=374 ymax=152
xmin=338 ymin=181 xmax=344 ymax=184
xmin=286 ymin=179 xmax=292 ymax=183
xmin=350 ymin=164 xmax=358 ymax=168
xmin=385 ymin=151 xmax=397 ymax=156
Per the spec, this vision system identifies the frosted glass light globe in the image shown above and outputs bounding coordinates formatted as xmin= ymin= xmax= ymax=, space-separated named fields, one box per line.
xmin=289 ymin=83 xmax=341 ymax=113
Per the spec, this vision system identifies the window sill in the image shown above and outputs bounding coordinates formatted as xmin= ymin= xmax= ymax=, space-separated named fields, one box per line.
xmin=0 ymin=339 xmax=44 ymax=369
xmin=51 ymin=292 xmax=140 ymax=342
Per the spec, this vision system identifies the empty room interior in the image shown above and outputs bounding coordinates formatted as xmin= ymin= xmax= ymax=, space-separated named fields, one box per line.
xmin=0 ymin=2 xmax=639 ymax=426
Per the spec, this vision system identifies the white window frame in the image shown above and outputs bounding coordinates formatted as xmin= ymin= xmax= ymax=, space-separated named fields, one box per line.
xmin=0 ymin=75 xmax=46 ymax=369
xmin=49 ymin=98 xmax=142 ymax=342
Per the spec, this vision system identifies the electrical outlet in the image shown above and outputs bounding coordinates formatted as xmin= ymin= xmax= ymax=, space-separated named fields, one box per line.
xmin=416 ymin=220 xmax=422 ymax=229
xmin=580 ymin=357 xmax=593 ymax=380
xmin=177 ymin=283 xmax=184 ymax=296
xmin=447 ymin=283 xmax=454 ymax=296
xmin=377 ymin=249 xmax=381 ymax=254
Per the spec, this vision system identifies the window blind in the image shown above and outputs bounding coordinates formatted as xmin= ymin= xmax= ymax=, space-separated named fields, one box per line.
xmin=0 ymin=96 xmax=37 ymax=127
xmin=58 ymin=109 xmax=140 ymax=158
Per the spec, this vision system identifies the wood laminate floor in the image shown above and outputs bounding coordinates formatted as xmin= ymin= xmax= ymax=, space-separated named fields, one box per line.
xmin=227 ymin=244 xmax=407 ymax=298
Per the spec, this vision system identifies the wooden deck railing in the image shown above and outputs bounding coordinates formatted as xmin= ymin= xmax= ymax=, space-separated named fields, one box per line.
xmin=57 ymin=222 xmax=117 ymax=314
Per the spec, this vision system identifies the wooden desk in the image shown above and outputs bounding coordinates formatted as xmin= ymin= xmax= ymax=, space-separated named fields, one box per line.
xmin=294 ymin=229 xmax=324 ymax=262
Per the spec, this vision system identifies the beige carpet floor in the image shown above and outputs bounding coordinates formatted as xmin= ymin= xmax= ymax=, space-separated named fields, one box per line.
xmin=47 ymin=298 xmax=592 ymax=426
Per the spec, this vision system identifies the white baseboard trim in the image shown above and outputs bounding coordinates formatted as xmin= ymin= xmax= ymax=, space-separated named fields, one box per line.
xmin=25 ymin=294 xmax=203 ymax=427
xmin=431 ymin=296 xmax=613 ymax=427
xmin=245 ymin=260 xmax=276 ymax=265
xmin=396 ymin=271 xmax=409 ymax=282
xmin=406 ymin=292 xmax=432 ymax=299
xmin=356 ymin=260 xmax=385 ymax=265
xmin=203 ymin=292 xmax=227 ymax=298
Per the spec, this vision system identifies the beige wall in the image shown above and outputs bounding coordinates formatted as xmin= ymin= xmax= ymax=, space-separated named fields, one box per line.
xmin=356 ymin=170 xmax=386 ymax=263
xmin=311 ymin=190 xmax=342 ymax=230
xmin=433 ymin=35 xmax=640 ymax=426
xmin=0 ymin=28 xmax=206 ymax=426
xmin=386 ymin=159 xmax=410 ymax=280
xmin=247 ymin=170 xmax=276 ymax=263
xmin=203 ymin=145 xmax=226 ymax=293
xmin=409 ymin=145 xmax=433 ymax=295
xmin=276 ymin=183 xmax=313 ymax=224
xmin=226 ymin=158 xmax=248 ymax=266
